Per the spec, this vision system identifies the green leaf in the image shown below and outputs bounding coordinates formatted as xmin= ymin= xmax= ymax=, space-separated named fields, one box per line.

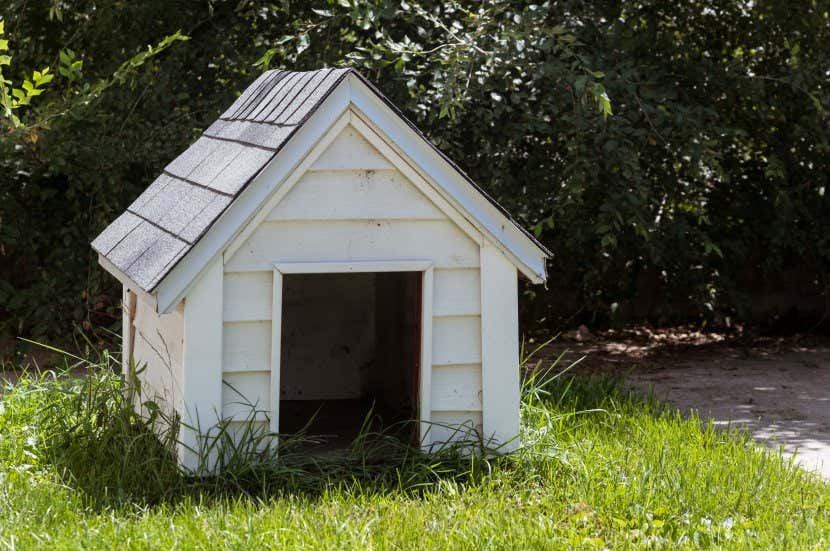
xmin=254 ymin=47 xmax=278 ymax=70
xmin=704 ymin=242 xmax=723 ymax=258
xmin=34 ymin=70 xmax=53 ymax=86
xmin=0 ymin=20 xmax=4 ymax=35
xmin=0 ymin=54 xmax=10 ymax=66
xmin=0 ymin=39 xmax=7 ymax=52
xmin=296 ymin=33 xmax=310 ymax=55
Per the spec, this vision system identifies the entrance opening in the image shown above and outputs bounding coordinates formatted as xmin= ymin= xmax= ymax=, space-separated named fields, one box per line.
xmin=278 ymin=271 xmax=421 ymax=449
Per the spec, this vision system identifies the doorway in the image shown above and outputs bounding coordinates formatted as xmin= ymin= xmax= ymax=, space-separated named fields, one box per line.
xmin=276 ymin=268 xmax=423 ymax=448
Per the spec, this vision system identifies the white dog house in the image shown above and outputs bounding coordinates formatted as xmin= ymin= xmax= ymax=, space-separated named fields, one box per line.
xmin=92 ymin=68 xmax=550 ymax=469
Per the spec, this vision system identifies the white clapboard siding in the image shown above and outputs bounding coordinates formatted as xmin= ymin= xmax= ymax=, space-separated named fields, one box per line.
xmin=309 ymin=125 xmax=393 ymax=171
xmin=428 ymin=411 xmax=483 ymax=445
xmin=222 ymin=321 xmax=271 ymax=372
xmin=433 ymin=268 xmax=481 ymax=316
xmin=222 ymin=371 xmax=271 ymax=420
xmin=223 ymin=272 xmax=272 ymax=321
xmin=268 ymin=170 xmax=446 ymax=221
xmin=131 ymin=299 xmax=184 ymax=416
xmin=133 ymin=299 xmax=184 ymax=368
xmin=225 ymin=219 xmax=479 ymax=272
xmin=431 ymin=364 xmax=482 ymax=411
xmin=133 ymin=331 xmax=181 ymax=411
xmin=432 ymin=316 xmax=482 ymax=366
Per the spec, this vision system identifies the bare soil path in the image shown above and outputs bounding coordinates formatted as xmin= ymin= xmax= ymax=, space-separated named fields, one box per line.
xmin=542 ymin=329 xmax=830 ymax=478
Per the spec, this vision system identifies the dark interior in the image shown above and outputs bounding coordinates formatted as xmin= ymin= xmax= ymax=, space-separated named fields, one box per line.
xmin=278 ymin=271 xmax=421 ymax=449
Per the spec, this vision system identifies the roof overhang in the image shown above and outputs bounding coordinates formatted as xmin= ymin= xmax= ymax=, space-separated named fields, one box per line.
xmin=98 ymin=254 xmax=159 ymax=311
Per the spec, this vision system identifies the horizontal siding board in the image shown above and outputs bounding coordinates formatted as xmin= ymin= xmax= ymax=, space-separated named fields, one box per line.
xmin=222 ymin=321 xmax=271 ymax=372
xmin=433 ymin=268 xmax=481 ymax=316
xmin=222 ymin=372 xmax=271 ymax=419
xmin=225 ymin=219 xmax=479 ymax=272
xmin=432 ymin=316 xmax=482 ymax=366
xmin=268 ymin=170 xmax=445 ymax=221
xmin=309 ymin=125 xmax=393 ymax=171
xmin=431 ymin=364 xmax=482 ymax=411
xmin=223 ymin=272 xmax=273 ymax=321
xmin=427 ymin=411 xmax=483 ymax=445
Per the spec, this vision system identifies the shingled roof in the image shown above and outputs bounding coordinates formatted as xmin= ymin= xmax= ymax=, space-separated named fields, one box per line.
xmin=92 ymin=68 xmax=351 ymax=291
xmin=93 ymin=67 xmax=550 ymax=295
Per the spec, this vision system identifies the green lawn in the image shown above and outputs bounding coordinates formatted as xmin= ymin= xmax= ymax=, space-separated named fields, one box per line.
xmin=1 ymin=351 xmax=828 ymax=549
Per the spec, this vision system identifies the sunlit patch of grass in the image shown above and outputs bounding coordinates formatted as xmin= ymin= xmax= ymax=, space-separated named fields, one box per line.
xmin=0 ymin=342 xmax=827 ymax=549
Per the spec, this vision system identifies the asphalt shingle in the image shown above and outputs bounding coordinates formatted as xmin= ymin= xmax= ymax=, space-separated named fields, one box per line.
xmin=222 ymin=71 xmax=276 ymax=119
xmin=284 ymin=69 xmax=349 ymax=125
xmin=136 ymin=180 xmax=217 ymax=236
xmin=91 ymin=212 xmax=142 ymax=255
xmin=186 ymin=141 xmax=246 ymax=188
xmin=165 ymin=137 xmax=222 ymax=179
xmin=128 ymin=234 xmax=188 ymax=289
xmin=204 ymin=120 xmax=293 ymax=150
xmin=178 ymin=194 xmax=232 ymax=243
xmin=258 ymin=71 xmax=317 ymax=124
xmin=128 ymin=174 xmax=174 ymax=213
xmin=231 ymin=73 xmax=282 ymax=121
xmin=208 ymin=147 xmax=274 ymax=195
xmin=106 ymin=222 xmax=164 ymax=273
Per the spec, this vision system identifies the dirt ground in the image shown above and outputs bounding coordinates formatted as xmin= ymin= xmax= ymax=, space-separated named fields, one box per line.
xmin=541 ymin=328 xmax=830 ymax=479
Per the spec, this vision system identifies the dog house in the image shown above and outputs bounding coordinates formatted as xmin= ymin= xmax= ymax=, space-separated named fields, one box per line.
xmin=92 ymin=68 xmax=550 ymax=470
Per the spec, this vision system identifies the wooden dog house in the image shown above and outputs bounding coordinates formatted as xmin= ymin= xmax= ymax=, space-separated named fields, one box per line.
xmin=92 ymin=68 xmax=550 ymax=470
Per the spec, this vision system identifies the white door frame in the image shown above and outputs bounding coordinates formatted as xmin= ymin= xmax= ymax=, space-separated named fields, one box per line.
xmin=270 ymin=259 xmax=434 ymax=444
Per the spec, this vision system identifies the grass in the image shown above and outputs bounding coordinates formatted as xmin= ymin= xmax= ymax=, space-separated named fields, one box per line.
xmin=0 ymin=346 xmax=828 ymax=549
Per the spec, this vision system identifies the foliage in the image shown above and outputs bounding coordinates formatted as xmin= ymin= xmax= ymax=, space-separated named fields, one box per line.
xmin=0 ymin=16 xmax=186 ymax=130
xmin=0 ymin=1 xmax=829 ymax=347
xmin=0 ymin=347 xmax=828 ymax=548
